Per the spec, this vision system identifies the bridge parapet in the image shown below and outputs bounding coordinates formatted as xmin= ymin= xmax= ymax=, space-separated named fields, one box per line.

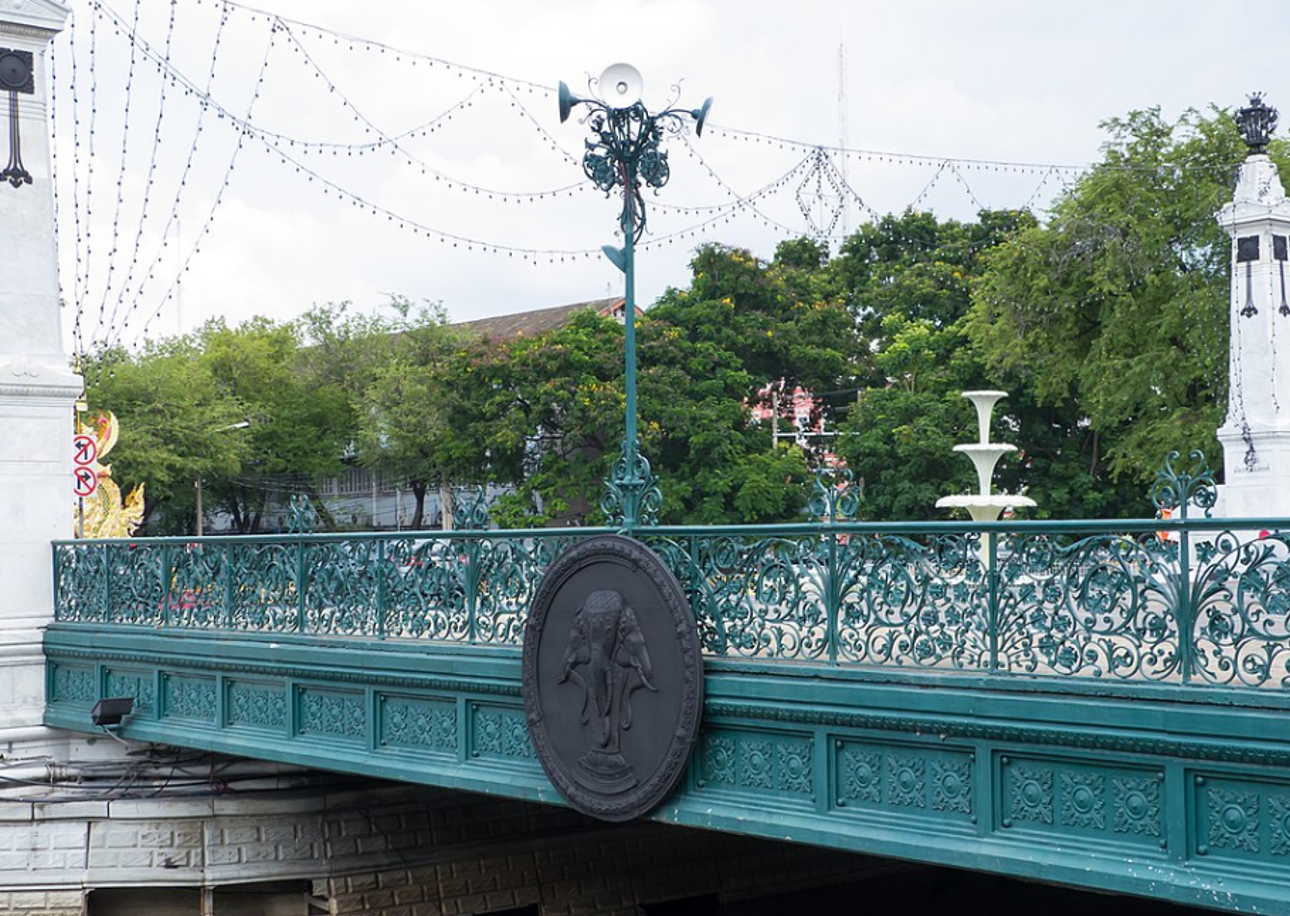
xmin=51 ymin=516 xmax=1290 ymax=689
xmin=41 ymin=515 xmax=1290 ymax=912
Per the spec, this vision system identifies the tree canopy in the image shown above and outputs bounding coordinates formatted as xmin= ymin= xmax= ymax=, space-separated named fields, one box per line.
xmin=81 ymin=105 xmax=1277 ymax=531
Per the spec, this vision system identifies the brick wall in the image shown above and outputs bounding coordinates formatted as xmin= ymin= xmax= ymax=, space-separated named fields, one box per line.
xmin=317 ymin=792 xmax=889 ymax=916
xmin=0 ymin=784 xmax=892 ymax=916
xmin=0 ymin=889 xmax=84 ymax=916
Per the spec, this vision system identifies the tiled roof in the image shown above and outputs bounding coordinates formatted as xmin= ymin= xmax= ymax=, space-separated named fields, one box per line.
xmin=453 ymin=298 xmax=626 ymax=341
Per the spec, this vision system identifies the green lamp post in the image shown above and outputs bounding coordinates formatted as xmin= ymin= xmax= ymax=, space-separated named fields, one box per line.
xmin=558 ymin=64 xmax=712 ymax=529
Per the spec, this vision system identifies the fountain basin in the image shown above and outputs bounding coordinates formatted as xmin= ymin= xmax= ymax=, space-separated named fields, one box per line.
xmin=935 ymin=493 xmax=1037 ymax=523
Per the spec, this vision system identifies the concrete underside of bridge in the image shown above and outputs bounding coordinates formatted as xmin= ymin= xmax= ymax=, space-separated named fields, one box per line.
xmin=0 ymin=772 xmax=1218 ymax=916
xmin=0 ymin=775 xmax=908 ymax=916
xmin=42 ymin=624 xmax=1290 ymax=915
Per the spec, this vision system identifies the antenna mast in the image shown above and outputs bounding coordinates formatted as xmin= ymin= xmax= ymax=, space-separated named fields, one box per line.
xmin=837 ymin=44 xmax=849 ymax=243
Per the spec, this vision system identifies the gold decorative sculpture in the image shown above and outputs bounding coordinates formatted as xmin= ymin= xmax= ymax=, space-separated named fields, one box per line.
xmin=77 ymin=411 xmax=145 ymax=538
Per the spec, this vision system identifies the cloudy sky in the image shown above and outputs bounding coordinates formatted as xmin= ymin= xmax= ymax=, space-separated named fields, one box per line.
xmin=48 ymin=0 xmax=1290 ymax=352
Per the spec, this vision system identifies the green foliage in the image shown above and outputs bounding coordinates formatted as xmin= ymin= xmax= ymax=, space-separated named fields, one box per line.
xmin=80 ymin=339 xmax=248 ymax=533
xmin=80 ymin=105 xmax=1266 ymax=531
xmin=839 ymin=387 xmax=974 ymax=521
xmin=969 ymin=106 xmax=1285 ymax=489
xmin=830 ymin=209 xmax=1040 ymax=519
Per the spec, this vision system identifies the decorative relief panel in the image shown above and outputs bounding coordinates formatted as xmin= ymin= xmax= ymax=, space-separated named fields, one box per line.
xmin=841 ymin=749 xmax=881 ymax=804
xmin=162 ymin=675 xmax=216 ymax=722
xmin=1270 ymin=795 xmax=1290 ymax=857
xmin=887 ymin=754 xmax=926 ymax=809
xmin=227 ymin=680 xmax=287 ymax=731
xmin=472 ymin=706 xmax=535 ymax=761
xmin=1208 ymin=788 xmax=1260 ymax=854
xmin=298 ymin=687 xmax=366 ymax=741
xmin=834 ymin=740 xmax=973 ymax=821
xmin=50 ymin=665 xmax=96 ymax=704
xmin=1001 ymin=757 xmax=1163 ymax=848
xmin=1007 ymin=763 xmax=1054 ymax=825
xmin=1113 ymin=775 xmax=1162 ymax=837
xmin=380 ymin=695 xmax=458 ymax=754
xmin=1194 ymin=776 xmax=1290 ymax=862
xmin=104 ymin=669 xmax=155 ymax=714
xmin=1060 ymin=771 xmax=1105 ymax=830
xmin=931 ymin=758 xmax=973 ymax=815
xmin=698 ymin=729 xmax=814 ymax=800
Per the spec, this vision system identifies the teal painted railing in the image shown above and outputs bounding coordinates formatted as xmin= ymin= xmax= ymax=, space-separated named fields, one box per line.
xmin=51 ymin=517 xmax=1290 ymax=688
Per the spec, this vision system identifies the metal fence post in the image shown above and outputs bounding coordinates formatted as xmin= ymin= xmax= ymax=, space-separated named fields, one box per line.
xmin=223 ymin=542 xmax=235 ymax=630
xmin=1177 ymin=522 xmax=1193 ymax=685
xmin=102 ymin=544 xmax=113 ymax=623
xmin=826 ymin=528 xmax=839 ymax=666
xmin=160 ymin=545 xmax=172 ymax=628
xmin=376 ymin=539 xmax=387 ymax=640
xmin=988 ymin=529 xmax=1000 ymax=675
xmin=296 ymin=539 xmax=308 ymax=634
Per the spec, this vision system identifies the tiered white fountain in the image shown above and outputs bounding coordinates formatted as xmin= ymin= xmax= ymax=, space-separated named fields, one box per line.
xmin=936 ymin=390 xmax=1035 ymax=522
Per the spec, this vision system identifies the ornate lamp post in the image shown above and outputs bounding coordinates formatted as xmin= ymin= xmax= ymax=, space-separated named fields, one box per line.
xmin=558 ymin=64 xmax=711 ymax=529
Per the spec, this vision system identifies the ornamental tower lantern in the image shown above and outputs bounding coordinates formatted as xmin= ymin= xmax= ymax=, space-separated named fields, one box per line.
xmin=1215 ymin=94 xmax=1290 ymax=517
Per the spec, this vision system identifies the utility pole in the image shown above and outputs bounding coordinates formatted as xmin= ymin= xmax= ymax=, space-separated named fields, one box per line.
xmin=771 ymin=388 xmax=779 ymax=447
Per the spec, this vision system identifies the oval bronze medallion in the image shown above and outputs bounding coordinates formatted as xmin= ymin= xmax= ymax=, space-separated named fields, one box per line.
xmin=522 ymin=534 xmax=703 ymax=822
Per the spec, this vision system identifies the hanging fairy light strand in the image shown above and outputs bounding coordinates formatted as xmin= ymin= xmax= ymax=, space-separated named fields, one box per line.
xmin=106 ymin=0 xmax=233 ymax=349
xmin=91 ymin=0 xmax=591 ymax=203
xmin=275 ymin=22 xmax=590 ymax=202
xmin=96 ymin=0 xmax=177 ymax=344
xmin=104 ymin=16 xmax=279 ymax=347
xmin=56 ymin=0 xmax=1259 ymax=354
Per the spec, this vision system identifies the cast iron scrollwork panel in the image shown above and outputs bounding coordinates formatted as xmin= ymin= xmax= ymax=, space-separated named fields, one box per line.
xmin=105 ymin=543 xmax=166 ymax=625
xmin=472 ymin=536 xmax=576 ymax=645
xmin=167 ymin=543 xmax=227 ymax=628
xmin=1191 ymin=531 xmax=1290 ymax=687
xmin=228 ymin=542 xmax=300 ymax=632
xmin=657 ymin=535 xmax=827 ymax=661
xmin=994 ymin=534 xmax=1179 ymax=680
xmin=304 ymin=540 xmax=380 ymax=636
xmin=384 ymin=537 xmax=469 ymax=640
xmin=836 ymin=533 xmax=989 ymax=669
xmin=54 ymin=543 xmax=108 ymax=622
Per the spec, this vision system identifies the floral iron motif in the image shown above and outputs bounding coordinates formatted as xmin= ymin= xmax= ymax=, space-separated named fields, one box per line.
xmin=1149 ymin=450 xmax=1217 ymax=520
xmin=807 ymin=467 xmax=861 ymax=523
xmin=287 ymin=493 xmax=317 ymax=534
xmin=600 ymin=442 xmax=662 ymax=529
xmin=452 ymin=486 xmax=492 ymax=531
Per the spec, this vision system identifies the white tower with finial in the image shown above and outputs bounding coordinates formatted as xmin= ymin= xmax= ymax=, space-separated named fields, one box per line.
xmin=0 ymin=0 xmax=79 ymax=745
xmin=1215 ymin=94 xmax=1290 ymax=518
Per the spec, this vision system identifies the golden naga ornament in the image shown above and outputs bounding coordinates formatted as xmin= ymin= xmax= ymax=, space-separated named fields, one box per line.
xmin=77 ymin=411 xmax=145 ymax=539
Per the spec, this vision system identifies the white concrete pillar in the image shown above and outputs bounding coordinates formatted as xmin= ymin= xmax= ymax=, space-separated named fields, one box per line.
xmin=1216 ymin=97 xmax=1290 ymax=518
xmin=0 ymin=0 xmax=80 ymax=738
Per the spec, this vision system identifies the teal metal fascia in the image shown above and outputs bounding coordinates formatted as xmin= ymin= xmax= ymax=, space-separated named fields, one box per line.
xmin=44 ymin=625 xmax=1290 ymax=913
xmin=652 ymin=797 xmax=1287 ymax=915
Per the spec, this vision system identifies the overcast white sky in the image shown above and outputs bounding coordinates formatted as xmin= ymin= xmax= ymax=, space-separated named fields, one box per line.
xmin=49 ymin=0 xmax=1290 ymax=352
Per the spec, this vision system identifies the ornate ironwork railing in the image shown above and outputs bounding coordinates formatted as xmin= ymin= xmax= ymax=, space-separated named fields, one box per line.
xmin=51 ymin=516 xmax=1290 ymax=688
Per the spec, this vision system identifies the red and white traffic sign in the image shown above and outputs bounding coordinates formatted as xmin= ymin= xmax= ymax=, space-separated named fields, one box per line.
xmin=72 ymin=433 xmax=97 ymax=467
xmin=73 ymin=466 xmax=98 ymax=498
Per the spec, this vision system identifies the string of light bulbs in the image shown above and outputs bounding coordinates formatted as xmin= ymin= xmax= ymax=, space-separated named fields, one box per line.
xmin=56 ymin=0 xmax=1255 ymax=356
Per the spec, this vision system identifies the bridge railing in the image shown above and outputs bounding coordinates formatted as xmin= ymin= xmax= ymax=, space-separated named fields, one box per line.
xmin=52 ymin=516 xmax=1290 ymax=688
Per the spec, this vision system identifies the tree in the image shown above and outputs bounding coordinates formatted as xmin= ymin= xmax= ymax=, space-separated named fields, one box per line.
xmin=301 ymin=300 xmax=469 ymax=529
xmin=197 ymin=317 xmax=355 ymax=532
xmin=969 ymin=107 xmax=1290 ymax=500
xmin=79 ymin=339 xmax=249 ymax=534
xmin=829 ymin=210 xmax=1035 ymax=519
